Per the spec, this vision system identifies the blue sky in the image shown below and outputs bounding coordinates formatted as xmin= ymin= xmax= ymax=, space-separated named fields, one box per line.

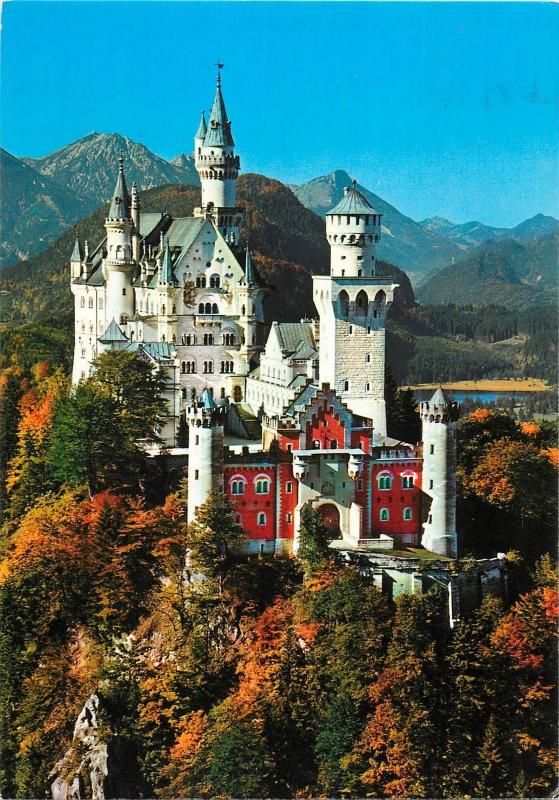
xmin=1 ymin=2 xmax=558 ymax=227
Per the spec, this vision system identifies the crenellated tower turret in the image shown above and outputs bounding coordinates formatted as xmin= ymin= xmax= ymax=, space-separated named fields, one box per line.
xmin=194 ymin=65 xmax=243 ymax=244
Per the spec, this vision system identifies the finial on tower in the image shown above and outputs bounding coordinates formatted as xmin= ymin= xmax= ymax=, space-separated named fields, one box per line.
xmin=118 ymin=152 xmax=125 ymax=172
xmin=215 ymin=60 xmax=224 ymax=87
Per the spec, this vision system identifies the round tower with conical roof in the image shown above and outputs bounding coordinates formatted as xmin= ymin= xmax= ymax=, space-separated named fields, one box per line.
xmin=325 ymin=181 xmax=383 ymax=278
xmin=420 ymin=388 xmax=460 ymax=558
xmin=194 ymin=66 xmax=242 ymax=244
xmin=187 ymin=388 xmax=227 ymax=522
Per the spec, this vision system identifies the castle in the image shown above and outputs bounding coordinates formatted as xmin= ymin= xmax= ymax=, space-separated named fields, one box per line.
xmin=71 ymin=68 xmax=460 ymax=560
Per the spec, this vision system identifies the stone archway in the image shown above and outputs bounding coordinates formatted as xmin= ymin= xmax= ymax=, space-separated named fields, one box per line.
xmin=317 ymin=502 xmax=341 ymax=538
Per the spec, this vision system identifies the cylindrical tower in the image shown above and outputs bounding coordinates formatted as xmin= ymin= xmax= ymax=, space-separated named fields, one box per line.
xmin=103 ymin=155 xmax=135 ymax=325
xmin=325 ymin=182 xmax=382 ymax=278
xmin=420 ymin=388 xmax=460 ymax=558
xmin=187 ymin=389 xmax=226 ymax=522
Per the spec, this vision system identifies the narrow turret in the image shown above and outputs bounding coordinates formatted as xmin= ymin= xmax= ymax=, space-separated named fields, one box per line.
xmin=187 ymin=389 xmax=227 ymax=522
xmin=420 ymin=388 xmax=460 ymax=558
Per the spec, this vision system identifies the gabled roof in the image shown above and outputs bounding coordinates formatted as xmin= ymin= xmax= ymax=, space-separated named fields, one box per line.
xmin=326 ymin=184 xmax=378 ymax=216
xmin=203 ymin=82 xmax=234 ymax=148
xmin=107 ymin=156 xmax=130 ymax=220
xmin=98 ymin=319 xmax=128 ymax=344
xmin=274 ymin=322 xmax=317 ymax=357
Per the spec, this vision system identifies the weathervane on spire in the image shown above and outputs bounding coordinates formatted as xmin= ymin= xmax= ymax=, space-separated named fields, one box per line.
xmin=215 ymin=60 xmax=224 ymax=87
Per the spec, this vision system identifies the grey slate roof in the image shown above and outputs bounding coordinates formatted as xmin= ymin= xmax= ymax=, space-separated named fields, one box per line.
xmin=283 ymin=383 xmax=319 ymax=417
xmin=203 ymin=84 xmax=234 ymax=148
xmin=326 ymin=186 xmax=378 ymax=216
xmin=275 ymin=322 xmax=317 ymax=357
xmin=108 ymin=158 xmax=130 ymax=220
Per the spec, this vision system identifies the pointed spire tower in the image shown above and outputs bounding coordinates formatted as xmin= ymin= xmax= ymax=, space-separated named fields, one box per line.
xmin=194 ymin=64 xmax=242 ymax=244
xmin=70 ymin=237 xmax=83 ymax=279
xmin=102 ymin=154 xmax=135 ymax=326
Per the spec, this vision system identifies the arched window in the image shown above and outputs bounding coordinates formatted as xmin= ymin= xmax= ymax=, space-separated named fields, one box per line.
xmin=355 ymin=290 xmax=368 ymax=317
xmin=330 ymin=440 xmax=338 ymax=449
xmin=379 ymin=508 xmax=390 ymax=521
xmin=196 ymin=276 xmax=206 ymax=288
xmin=212 ymin=303 xmax=218 ymax=314
xmin=233 ymin=385 xmax=242 ymax=402
xmin=377 ymin=473 xmax=393 ymax=490
xmin=402 ymin=475 xmax=415 ymax=489
xmin=204 ymin=302 xmax=212 ymax=314
xmin=257 ymin=512 xmax=267 ymax=526
xmin=312 ymin=440 xmax=321 ymax=449
xmin=230 ymin=476 xmax=246 ymax=495
xmin=343 ymin=380 xmax=349 ymax=392
xmin=338 ymin=290 xmax=349 ymax=319
xmin=403 ymin=507 xmax=413 ymax=521
xmin=198 ymin=303 xmax=204 ymax=313
xmin=209 ymin=274 xmax=220 ymax=288
xmin=88 ymin=298 xmax=94 ymax=309
xmin=80 ymin=297 xmax=85 ymax=308
xmin=181 ymin=361 xmax=186 ymax=374
xmin=374 ymin=289 xmax=386 ymax=308
xmin=161 ymin=304 xmax=166 ymax=316
xmin=255 ymin=476 xmax=270 ymax=494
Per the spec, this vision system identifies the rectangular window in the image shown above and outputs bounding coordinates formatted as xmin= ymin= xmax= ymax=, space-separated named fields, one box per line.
xmin=286 ymin=482 xmax=293 ymax=493
xmin=122 ymin=288 xmax=126 ymax=296
xmin=356 ymin=479 xmax=363 ymax=491
xmin=430 ymin=444 xmax=435 ymax=455
xmin=195 ymin=470 xmax=199 ymax=480
xmin=429 ymin=479 xmax=433 ymax=490
xmin=286 ymin=512 xmax=292 ymax=523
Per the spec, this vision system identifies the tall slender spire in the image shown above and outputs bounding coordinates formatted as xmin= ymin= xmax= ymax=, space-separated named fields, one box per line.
xmin=159 ymin=235 xmax=176 ymax=285
xmin=108 ymin=153 xmax=131 ymax=220
xmin=244 ymin=244 xmax=257 ymax=286
xmin=204 ymin=65 xmax=234 ymax=147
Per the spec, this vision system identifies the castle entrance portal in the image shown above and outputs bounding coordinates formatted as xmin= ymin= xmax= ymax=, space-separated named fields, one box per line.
xmin=318 ymin=503 xmax=341 ymax=537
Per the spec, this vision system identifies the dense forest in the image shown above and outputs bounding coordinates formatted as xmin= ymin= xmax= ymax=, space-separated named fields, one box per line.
xmin=0 ymin=347 xmax=557 ymax=798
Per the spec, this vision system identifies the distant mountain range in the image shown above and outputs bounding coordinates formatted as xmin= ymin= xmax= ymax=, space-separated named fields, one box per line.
xmin=0 ymin=134 xmax=199 ymax=269
xmin=2 ymin=133 xmax=557 ymax=307
xmin=416 ymin=233 xmax=559 ymax=309
xmin=292 ymin=170 xmax=467 ymax=276
xmin=0 ymin=148 xmax=97 ymax=268
xmin=419 ymin=214 xmax=559 ymax=249
xmin=22 ymin=132 xmax=199 ymax=204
